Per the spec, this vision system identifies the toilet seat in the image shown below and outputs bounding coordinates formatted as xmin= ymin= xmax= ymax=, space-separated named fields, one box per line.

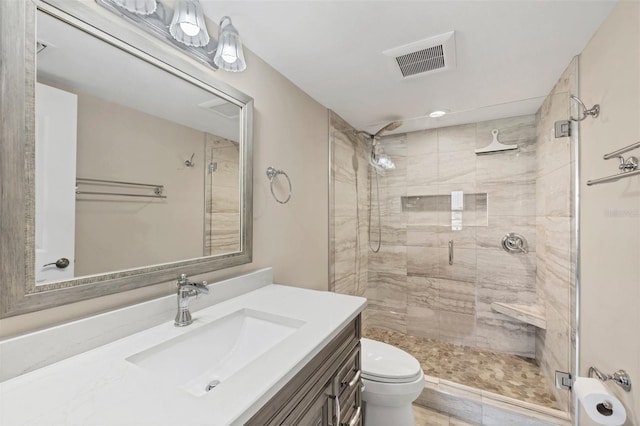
xmin=361 ymin=338 xmax=423 ymax=384
xmin=362 ymin=370 xmax=423 ymax=384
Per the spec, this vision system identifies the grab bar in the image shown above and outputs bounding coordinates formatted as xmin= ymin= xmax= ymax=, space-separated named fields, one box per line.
xmin=586 ymin=169 xmax=640 ymax=186
xmin=76 ymin=177 xmax=164 ymax=188
xmin=587 ymin=141 xmax=640 ymax=186
xmin=603 ymin=141 xmax=640 ymax=160
xmin=76 ymin=177 xmax=166 ymax=199
xmin=75 ymin=190 xmax=167 ymax=199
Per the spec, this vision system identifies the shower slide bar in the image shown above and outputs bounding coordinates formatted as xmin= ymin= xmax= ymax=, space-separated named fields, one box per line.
xmin=586 ymin=141 xmax=640 ymax=186
xmin=75 ymin=177 xmax=166 ymax=199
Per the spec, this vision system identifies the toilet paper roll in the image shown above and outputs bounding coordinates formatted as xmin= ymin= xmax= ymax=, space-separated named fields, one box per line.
xmin=574 ymin=377 xmax=627 ymax=426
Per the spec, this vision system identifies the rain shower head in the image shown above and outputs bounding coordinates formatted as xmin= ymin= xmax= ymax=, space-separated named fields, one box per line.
xmin=373 ymin=121 xmax=403 ymax=137
xmin=356 ymin=120 xmax=403 ymax=140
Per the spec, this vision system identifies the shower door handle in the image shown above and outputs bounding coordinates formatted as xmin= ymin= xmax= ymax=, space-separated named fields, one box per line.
xmin=448 ymin=240 xmax=453 ymax=265
xmin=43 ymin=258 xmax=70 ymax=269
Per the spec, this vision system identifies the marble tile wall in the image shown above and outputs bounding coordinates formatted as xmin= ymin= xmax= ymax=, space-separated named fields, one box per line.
xmin=367 ymin=134 xmax=410 ymax=332
xmin=534 ymin=57 xmax=578 ymax=413
xmin=329 ymin=111 xmax=369 ymax=298
xmin=328 ymin=95 xmax=574 ymax=413
xmin=204 ymin=134 xmax=240 ymax=256
xmin=366 ymin=115 xmax=538 ymax=356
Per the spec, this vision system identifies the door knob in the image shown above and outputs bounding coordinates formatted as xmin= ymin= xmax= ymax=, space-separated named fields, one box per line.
xmin=43 ymin=258 xmax=70 ymax=269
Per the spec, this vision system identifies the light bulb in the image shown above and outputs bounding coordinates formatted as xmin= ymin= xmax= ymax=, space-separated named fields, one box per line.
xmin=429 ymin=110 xmax=447 ymax=118
xmin=179 ymin=21 xmax=200 ymax=36
xmin=221 ymin=46 xmax=238 ymax=63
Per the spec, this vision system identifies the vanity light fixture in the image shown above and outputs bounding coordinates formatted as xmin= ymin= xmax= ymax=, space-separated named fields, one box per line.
xmin=112 ymin=0 xmax=157 ymax=15
xmin=213 ymin=16 xmax=246 ymax=72
xmin=97 ymin=0 xmax=247 ymax=72
xmin=169 ymin=0 xmax=210 ymax=48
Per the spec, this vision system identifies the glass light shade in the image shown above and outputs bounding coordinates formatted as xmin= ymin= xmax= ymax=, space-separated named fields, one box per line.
xmin=112 ymin=0 xmax=157 ymax=15
xmin=169 ymin=0 xmax=210 ymax=47
xmin=213 ymin=17 xmax=246 ymax=72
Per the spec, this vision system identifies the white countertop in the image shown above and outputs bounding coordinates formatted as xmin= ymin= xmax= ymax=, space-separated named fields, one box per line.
xmin=0 ymin=283 xmax=366 ymax=425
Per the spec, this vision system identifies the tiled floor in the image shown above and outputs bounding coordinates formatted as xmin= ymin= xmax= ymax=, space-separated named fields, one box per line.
xmin=365 ymin=327 xmax=558 ymax=409
xmin=414 ymin=405 xmax=477 ymax=426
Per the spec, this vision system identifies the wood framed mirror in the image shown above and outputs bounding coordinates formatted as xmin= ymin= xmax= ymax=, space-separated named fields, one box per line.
xmin=0 ymin=0 xmax=253 ymax=318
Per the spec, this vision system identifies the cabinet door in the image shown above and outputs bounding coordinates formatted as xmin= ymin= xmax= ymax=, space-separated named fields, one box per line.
xmin=245 ymin=316 xmax=361 ymax=426
xmin=337 ymin=384 xmax=362 ymax=426
xmin=287 ymin=384 xmax=330 ymax=426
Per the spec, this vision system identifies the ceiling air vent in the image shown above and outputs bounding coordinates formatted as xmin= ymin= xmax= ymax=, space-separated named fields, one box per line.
xmin=395 ymin=45 xmax=445 ymax=77
xmin=198 ymin=98 xmax=240 ymax=120
xmin=383 ymin=31 xmax=456 ymax=79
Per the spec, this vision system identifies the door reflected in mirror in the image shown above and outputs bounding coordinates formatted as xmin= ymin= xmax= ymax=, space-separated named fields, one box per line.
xmin=35 ymin=10 xmax=242 ymax=285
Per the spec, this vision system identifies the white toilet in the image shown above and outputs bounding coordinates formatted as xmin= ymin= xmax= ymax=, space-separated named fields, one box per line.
xmin=360 ymin=338 xmax=425 ymax=426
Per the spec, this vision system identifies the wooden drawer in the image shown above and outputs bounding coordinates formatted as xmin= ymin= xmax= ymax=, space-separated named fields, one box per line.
xmin=246 ymin=315 xmax=361 ymax=426
xmin=333 ymin=345 xmax=361 ymax=400
xmin=339 ymin=383 xmax=362 ymax=426
xmin=284 ymin=383 xmax=330 ymax=426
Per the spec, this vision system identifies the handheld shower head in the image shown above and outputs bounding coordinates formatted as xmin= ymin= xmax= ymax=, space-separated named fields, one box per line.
xmin=355 ymin=121 xmax=401 ymax=172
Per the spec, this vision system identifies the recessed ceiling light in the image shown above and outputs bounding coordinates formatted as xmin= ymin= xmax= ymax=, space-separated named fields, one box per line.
xmin=429 ymin=110 xmax=447 ymax=118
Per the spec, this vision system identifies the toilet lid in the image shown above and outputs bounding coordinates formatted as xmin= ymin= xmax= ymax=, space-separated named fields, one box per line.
xmin=361 ymin=338 xmax=423 ymax=383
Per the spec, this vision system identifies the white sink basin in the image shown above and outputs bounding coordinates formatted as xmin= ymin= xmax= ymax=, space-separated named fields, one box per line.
xmin=126 ymin=308 xmax=304 ymax=396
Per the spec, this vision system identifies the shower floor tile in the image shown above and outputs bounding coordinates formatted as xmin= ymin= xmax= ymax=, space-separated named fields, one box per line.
xmin=364 ymin=327 xmax=559 ymax=409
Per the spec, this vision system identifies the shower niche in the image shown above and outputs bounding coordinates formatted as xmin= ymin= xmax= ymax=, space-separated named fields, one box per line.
xmin=400 ymin=192 xmax=488 ymax=228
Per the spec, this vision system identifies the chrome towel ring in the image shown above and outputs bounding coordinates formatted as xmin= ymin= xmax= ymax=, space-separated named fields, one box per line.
xmin=266 ymin=166 xmax=292 ymax=204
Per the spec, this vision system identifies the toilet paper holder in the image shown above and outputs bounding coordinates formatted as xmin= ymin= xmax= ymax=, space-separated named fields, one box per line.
xmin=589 ymin=366 xmax=632 ymax=392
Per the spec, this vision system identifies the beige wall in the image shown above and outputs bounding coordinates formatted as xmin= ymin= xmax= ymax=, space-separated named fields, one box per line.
xmin=74 ymin=92 xmax=205 ymax=276
xmin=213 ymin=48 xmax=329 ymax=291
xmin=579 ymin=1 xmax=639 ymax=425
xmin=0 ymin=6 xmax=328 ymax=338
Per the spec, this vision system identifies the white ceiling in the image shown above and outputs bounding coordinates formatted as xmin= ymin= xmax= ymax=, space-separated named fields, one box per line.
xmin=200 ymin=0 xmax=616 ymax=135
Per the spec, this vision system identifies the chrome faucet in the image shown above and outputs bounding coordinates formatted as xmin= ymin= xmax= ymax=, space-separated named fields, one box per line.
xmin=174 ymin=273 xmax=209 ymax=327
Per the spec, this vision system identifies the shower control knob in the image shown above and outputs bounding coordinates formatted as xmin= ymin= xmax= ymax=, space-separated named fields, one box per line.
xmin=501 ymin=233 xmax=528 ymax=254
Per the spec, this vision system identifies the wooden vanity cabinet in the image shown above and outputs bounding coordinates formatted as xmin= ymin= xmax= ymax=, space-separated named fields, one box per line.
xmin=246 ymin=315 xmax=362 ymax=426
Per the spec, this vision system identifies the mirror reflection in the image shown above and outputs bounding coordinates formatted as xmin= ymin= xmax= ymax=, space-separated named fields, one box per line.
xmin=35 ymin=10 xmax=242 ymax=285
